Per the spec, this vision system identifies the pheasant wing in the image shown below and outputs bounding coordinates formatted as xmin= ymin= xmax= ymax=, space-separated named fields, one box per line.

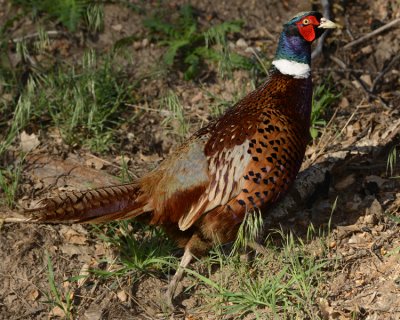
xmin=177 ymin=111 xmax=259 ymax=231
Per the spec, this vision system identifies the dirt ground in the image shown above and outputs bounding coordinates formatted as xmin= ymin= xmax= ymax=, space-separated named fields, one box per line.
xmin=1 ymin=0 xmax=400 ymax=319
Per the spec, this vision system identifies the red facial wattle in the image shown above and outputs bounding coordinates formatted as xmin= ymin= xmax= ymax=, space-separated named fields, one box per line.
xmin=298 ymin=25 xmax=316 ymax=41
xmin=296 ymin=15 xmax=320 ymax=42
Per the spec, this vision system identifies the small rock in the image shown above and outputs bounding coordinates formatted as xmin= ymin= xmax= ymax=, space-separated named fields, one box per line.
xmin=348 ymin=234 xmax=360 ymax=244
xmin=127 ymin=132 xmax=135 ymax=141
xmin=236 ymin=38 xmax=248 ymax=48
xmin=366 ymin=199 xmax=383 ymax=218
xmin=245 ymin=46 xmax=257 ymax=53
xmin=20 ymin=131 xmax=40 ymax=152
xmin=85 ymin=158 xmax=104 ymax=170
xmin=142 ymin=38 xmax=149 ymax=47
xmin=361 ymin=45 xmax=373 ymax=54
xmin=139 ymin=152 xmax=161 ymax=163
xmin=132 ymin=41 xmax=141 ymax=50
xmin=352 ymin=80 xmax=361 ymax=89
xmin=339 ymin=97 xmax=350 ymax=108
xmin=355 ymin=279 xmax=365 ymax=286
xmin=111 ymin=24 xmax=123 ymax=32
xmin=360 ymin=74 xmax=372 ymax=87
xmin=335 ymin=174 xmax=356 ymax=190
xmin=364 ymin=214 xmax=377 ymax=225
xmin=117 ymin=290 xmax=127 ymax=302
xmin=95 ymin=244 xmax=106 ymax=256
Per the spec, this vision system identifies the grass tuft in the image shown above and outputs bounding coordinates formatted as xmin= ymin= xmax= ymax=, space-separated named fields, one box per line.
xmin=311 ymin=81 xmax=340 ymax=139
xmin=0 ymin=159 xmax=24 ymax=208
xmin=44 ymin=252 xmax=74 ymax=319
xmin=91 ymin=221 xmax=177 ymax=281
xmin=186 ymin=224 xmax=331 ymax=319
xmin=11 ymin=0 xmax=103 ymax=32
xmin=1 ymin=49 xmax=138 ymax=154
xmin=161 ymin=90 xmax=189 ymax=138
xmin=144 ymin=4 xmax=251 ymax=80
xmin=386 ymin=145 xmax=398 ymax=177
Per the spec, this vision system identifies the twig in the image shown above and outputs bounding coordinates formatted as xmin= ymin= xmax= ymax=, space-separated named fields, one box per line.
xmin=371 ymin=54 xmax=400 ymax=93
xmin=330 ymin=56 xmax=390 ymax=108
xmin=12 ymin=30 xmax=66 ymax=43
xmin=344 ymin=15 xmax=355 ymax=40
xmin=126 ymin=103 xmax=162 ymax=113
xmin=311 ymin=0 xmax=332 ymax=60
xmin=308 ymin=99 xmax=364 ymax=165
xmin=249 ymin=47 xmax=270 ymax=75
xmin=0 ymin=216 xmax=34 ymax=223
xmin=343 ymin=18 xmax=400 ymax=50
xmin=87 ymin=153 xmax=138 ymax=178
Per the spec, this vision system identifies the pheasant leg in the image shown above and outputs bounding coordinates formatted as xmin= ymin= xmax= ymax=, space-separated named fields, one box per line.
xmin=165 ymin=247 xmax=193 ymax=307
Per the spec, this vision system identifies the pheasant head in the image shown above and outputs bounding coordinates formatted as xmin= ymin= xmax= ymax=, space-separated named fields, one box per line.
xmin=273 ymin=11 xmax=338 ymax=78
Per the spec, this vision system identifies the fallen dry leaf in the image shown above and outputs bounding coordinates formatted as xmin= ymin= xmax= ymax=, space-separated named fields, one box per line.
xmin=335 ymin=174 xmax=356 ymax=190
xmin=20 ymin=131 xmax=40 ymax=152
xmin=77 ymin=263 xmax=90 ymax=288
xmin=60 ymin=227 xmax=87 ymax=245
xmin=26 ymin=289 xmax=40 ymax=301
xmin=51 ymin=305 xmax=66 ymax=318
xmin=85 ymin=158 xmax=105 ymax=170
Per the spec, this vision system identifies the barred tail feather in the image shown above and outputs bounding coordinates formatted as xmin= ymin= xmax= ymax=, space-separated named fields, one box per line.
xmin=26 ymin=183 xmax=150 ymax=223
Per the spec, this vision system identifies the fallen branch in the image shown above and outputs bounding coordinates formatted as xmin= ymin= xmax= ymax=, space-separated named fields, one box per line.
xmin=343 ymin=18 xmax=400 ymax=50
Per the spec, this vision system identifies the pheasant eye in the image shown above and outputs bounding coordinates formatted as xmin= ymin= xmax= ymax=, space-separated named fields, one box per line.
xmin=302 ymin=18 xmax=310 ymax=25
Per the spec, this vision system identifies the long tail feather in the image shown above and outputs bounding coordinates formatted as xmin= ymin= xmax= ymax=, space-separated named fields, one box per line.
xmin=26 ymin=183 xmax=149 ymax=223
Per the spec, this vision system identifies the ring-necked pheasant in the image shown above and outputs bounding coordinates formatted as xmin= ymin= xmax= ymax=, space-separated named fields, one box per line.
xmin=27 ymin=12 xmax=337 ymax=305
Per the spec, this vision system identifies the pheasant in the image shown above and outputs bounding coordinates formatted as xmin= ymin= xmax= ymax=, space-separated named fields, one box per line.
xmin=27 ymin=12 xmax=337 ymax=305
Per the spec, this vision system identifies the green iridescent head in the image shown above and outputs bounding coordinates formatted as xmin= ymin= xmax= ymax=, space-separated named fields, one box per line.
xmin=274 ymin=11 xmax=338 ymax=64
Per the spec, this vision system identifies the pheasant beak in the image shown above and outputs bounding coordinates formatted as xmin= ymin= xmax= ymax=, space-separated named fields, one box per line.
xmin=318 ymin=17 xmax=340 ymax=29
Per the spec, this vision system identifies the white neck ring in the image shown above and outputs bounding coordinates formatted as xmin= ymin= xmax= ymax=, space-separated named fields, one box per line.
xmin=272 ymin=59 xmax=310 ymax=79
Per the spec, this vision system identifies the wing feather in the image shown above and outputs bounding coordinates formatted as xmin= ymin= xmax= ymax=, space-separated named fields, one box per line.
xmin=178 ymin=141 xmax=251 ymax=230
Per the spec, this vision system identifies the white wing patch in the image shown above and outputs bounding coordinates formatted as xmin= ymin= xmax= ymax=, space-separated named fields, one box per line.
xmin=178 ymin=141 xmax=251 ymax=231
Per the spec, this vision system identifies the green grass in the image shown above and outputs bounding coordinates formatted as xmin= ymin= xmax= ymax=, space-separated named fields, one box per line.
xmin=186 ymin=226 xmax=330 ymax=319
xmin=91 ymin=221 xmax=177 ymax=281
xmin=11 ymin=0 xmax=104 ymax=32
xmin=87 ymin=213 xmax=333 ymax=319
xmin=44 ymin=252 xmax=74 ymax=319
xmin=387 ymin=145 xmax=398 ymax=177
xmin=161 ymin=90 xmax=189 ymax=139
xmin=144 ymin=4 xmax=253 ymax=80
xmin=311 ymin=81 xmax=340 ymax=139
xmin=0 ymin=47 xmax=139 ymax=155
xmin=0 ymin=159 xmax=24 ymax=208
